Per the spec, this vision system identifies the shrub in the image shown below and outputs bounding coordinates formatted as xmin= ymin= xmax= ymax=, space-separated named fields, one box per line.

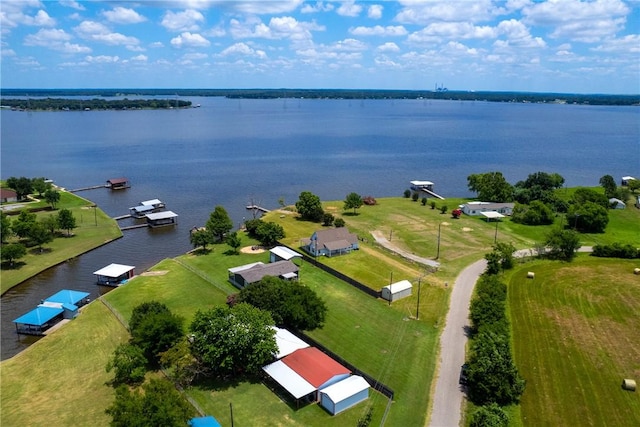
xmin=592 ymin=243 xmax=639 ymax=259
xmin=403 ymin=189 xmax=411 ymax=198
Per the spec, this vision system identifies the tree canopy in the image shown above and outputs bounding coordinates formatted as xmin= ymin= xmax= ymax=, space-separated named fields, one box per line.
xmin=255 ymin=221 xmax=285 ymax=247
xmin=599 ymin=174 xmax=617 ymax=198
xmin=295 ymin=191 xmax=324 ymax=222
xmin=206 ymin=205 xmax=233 ymax=242
xmin=129 ymin=301 xmax=184 ymax=364
xmin=189 ymin=303 xmax=277 ymax=377
xmin=236 ymin=276 xmax=328 ymax=331
xmin=344 ymin=192 xmax=363 ymax=214
xmin=467 ymin=172 xmax=513 ymax=202
xmin=6 ymin=176 xmax=33 ymax=200
xmin=57 ymin=208 xmax=76 ymax=236
xmin=545 ymin=227 xmax=581 ymax=261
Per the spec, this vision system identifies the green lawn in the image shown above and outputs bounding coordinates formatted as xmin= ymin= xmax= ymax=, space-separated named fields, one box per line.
xmin=508 ymin=256 xmax=640 ymax=426
xmin=1 ymin=191 xmax=122 ymax=294
xmin=0 ymin=302 xmax=130 ymax=427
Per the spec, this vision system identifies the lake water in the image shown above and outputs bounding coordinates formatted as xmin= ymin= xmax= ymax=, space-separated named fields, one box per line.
xmin=1 ymin=97 xmax=638 ymax=359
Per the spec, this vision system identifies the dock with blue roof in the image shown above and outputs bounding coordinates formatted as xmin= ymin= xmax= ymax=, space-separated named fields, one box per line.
xmin=13 ymin=289 xmax=90 ymax=335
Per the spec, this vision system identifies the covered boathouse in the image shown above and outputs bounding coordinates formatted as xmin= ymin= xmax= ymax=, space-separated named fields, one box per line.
xmin=93 ymin=263 xmax=135 ymax=286
xmin=106 ymin=177 xmax=130 ymax=190
xmin=145 ymin=211 xmax=178 ymax=227
xmin=13 ymin=289 xmax=90 ymax=335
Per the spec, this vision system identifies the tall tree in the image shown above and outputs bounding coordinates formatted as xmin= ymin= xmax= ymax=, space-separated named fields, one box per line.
xmin=27 ymin=222 xmax=53 ymax=252
xmin=206 ymin=205 xmax=233 ymax=242
xmin=545 ymin=227 xmax=581 ymax=261
xmin=295 ymin=191 xmax=324 ymax=222
xmin=0 ymin=211 xmax=11 ymax=242
xmin=189 ymin=228 xmax=213 ymax=251
xmin=129 ymin=301 xmax=184 ymax=364
xmin=1 ymin=243 xmax=27 ymax=267
xmin=31 ymin=177 xmax=51 ymax=197
xmin=599 ymin=174 xmax=617 ymax=199
xmin=467 ymin=172 xmax=513 ymax=202
xmin=190 ymin=303 xmax=276 ymax=377
xmin=44 ymin=189 xmax=60 ymax=209
xmin=255 ymin=221 xmax=285 ymax=246
xmin=6 ymin=176 xmax=33 ymax=201
xmin=105 ymin=343 xmax=147 ymax=386
xmin=11 ymin=211 xmax=37 ymax=239
xmin=225 ymin=231 xmax=242 ymax=254
xmin=57 ymin=208 xmax=76 ymax=236
xmin=344 ymin=192 xmax=363 ymax=214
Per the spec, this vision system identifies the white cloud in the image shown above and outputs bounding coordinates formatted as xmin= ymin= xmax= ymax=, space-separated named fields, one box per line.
xmin=368 ymin=5 xmax=383 ymax=20
xmin=1 ymin=8 xmax=55 ymax=28
xmin=377 ymin=42 xmax=400 ymax=52
xmin=219 ymin=42 xmax=267 ymax=59
xmin=170 ymin=32 xmax=210 ymax=48
xmin=204 ymin=25 xmax=226 ymax=37
xmin=350 ymin=25 xmax=407 ymax=37
xmin=74 ymin=20 xmax=140 ymax=47
xmin=130 ymin=54 xmax=148 ymax=61
xmin=333 ymin=38 xmax=368 ymax=52
xmin=229 ymin=16 xmax=324 ymax=41
xmin=25 ymin=28 xmax=71 ymax=45
xmin=150 ymin=41 xmax=165 ymax=48
xmin=301 ymin=1 xmax=335 ymax=14
xmin=59 ymin=42 xmax=92 ymax=54
xmin=229 ymin=0 xmax=304 ymax=14
xmin=102 ymin=7 xmax=147 ymax=25
xmin=408 ymin=22 xmax=496 ymax=44
xmin=60 ymin=1 xmax=85 ymax=11
xmin=85 ymin=55 xmax=119 ymax=63
xmin=522 ymin=0 xmax=630 ymax=42
xmin=592 ymin=34 xmax=640 ymax=54
xmin=182 ymin=52 xmax=209 ymax=60
xmin=2 ymin=48 xmax=17 ymax=57
xmin=161 ymin=9 xmax=205 ymax=32
xmin=395 ymin=0 xmax=498 ymax=25
xmin=337 ymin=1 xmax=363 ymax=17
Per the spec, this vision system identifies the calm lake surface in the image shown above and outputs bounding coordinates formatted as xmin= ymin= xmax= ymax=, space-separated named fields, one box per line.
xmin=1 ymin=97 xmax=638 ymax=359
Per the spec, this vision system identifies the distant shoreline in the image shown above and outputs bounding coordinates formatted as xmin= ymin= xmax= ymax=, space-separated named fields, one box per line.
xmin=1 ymin=88 xmax=638 ymax=106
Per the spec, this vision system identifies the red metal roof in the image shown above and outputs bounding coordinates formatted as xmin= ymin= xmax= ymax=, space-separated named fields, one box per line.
xmin=1 ymin=188 xmax=17 ymax=198
xmin=107 ymin=177 xmax=129 ymax=184
xmin=281 ymin=347 xmax=350 ymax=388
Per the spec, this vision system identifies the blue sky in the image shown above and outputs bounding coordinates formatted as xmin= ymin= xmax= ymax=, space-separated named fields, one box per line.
xmin=2 ymin=1 xmax=639 ymax=93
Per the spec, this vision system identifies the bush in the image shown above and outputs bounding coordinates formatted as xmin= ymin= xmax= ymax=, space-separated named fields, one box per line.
xmin=592 ymin=243 xmax=639 ymax=259
xmin=412 ymin=192 xmax=419 ymax=202
xmin=129 ymin=302 xmax=184 ymax=364
xmin=403 ymin=189 xmax=411 ymax=198
xmin=334 ymin=217 xmax=346 ymax=227
xmin=470 ymin=403 xmax=509 ymax=427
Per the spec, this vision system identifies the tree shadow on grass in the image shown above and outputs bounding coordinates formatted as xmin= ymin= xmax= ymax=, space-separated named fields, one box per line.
xmin=0 ymin=260 xmax=26 ymax=270
xmin=191 ymin=248 xmax=212 ymax=256
xmin=28 ymin=247 xmax=52 ymax=255
xmin=192 ymin=372 xmax=259 ymax=392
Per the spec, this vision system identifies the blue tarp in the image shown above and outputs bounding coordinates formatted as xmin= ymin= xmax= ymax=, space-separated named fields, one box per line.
xmin=188 ymin=416 xmax=222 ymax=427
xmin=13 ymin=306 xmax=64 ymax=326
xmin=45 ymin=289 xmax=90 ymax=306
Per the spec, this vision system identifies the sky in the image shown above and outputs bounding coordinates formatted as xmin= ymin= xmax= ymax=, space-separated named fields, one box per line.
xmin=1 ymin=0 xmax=639 ymax=93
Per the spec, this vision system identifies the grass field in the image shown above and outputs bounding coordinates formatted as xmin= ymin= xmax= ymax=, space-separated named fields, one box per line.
xmin=509 ymin=256 xmax=640 ymax=426
xmin=1 ymin=191 xmax=122 ymax=294
xmin=2 ymin=192 xmax=639 ymax=426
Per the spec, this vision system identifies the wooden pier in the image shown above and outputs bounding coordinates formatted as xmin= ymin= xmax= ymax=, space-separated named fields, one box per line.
xmin=113 ymin=214 xmax=131 ymax=220
xmin=68 ymin=184 xmax=107 ymax=193
xmin=246 ymin=205 xmax=270 ymax=213
xmin=120 ymin=224 xmax=149 ymax=231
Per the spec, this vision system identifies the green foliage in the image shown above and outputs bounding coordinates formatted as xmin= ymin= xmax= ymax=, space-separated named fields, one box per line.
xmin=57 ymin=208 xmax=76 ymax=236
xmin=189 ymin=303 xmax=277 ymax=377
xmin=206 ymin=205 xmax=233 ymax=242
xmin=511 ymin=200 xmax=555 ymax=225
xmin=255 ymin=221 xmax=285 ymax=246
xmin=105 ymin=343 xmax=147 ymax=386
xmin=592 ymin=243 xmax=640 ymax=259
xmin=44 ymin=189 xmax=60 ymax=209
xmin=244 ymin=218 xmax=263 ymax=236
xmin=1 ymin=212 xmax=12 ymax=241
xmin=467 ymin=329 xmax=525 ymax=406
xmin=571 ymin=187 xmax=609 ymax=209
xmin=469 ymin=275 xmax=508 ymax=334
xmin=439 ymin=205 xmax=448 ymax=214
xmin=225 ymin=231 xmax=242 ymax=254
xmin=545 ymin=227 xmax=581 ymax=261
xmin=493 ymin=242 xmax=516 ymax=270
xmin=105 ymin=379 xmax=195 ymax=427
xmin=322 ymin=212 xmax=335 ymax=226
xmin=484 ymin=251 xmax=502 ymax=275
xmin=6 ymin=176 xmax=33 ymax=200
xmin=411 ymin=192 xmax=419 ymax=202
xmin=421 ymin=197 xmax=428 ymax=206
xmin=237 ymin=276 xmax=328 ymax=331
xmin=469 ymin=403 xmax=509 ymax=427
xmin=129 ymin=302 xmax=184 ymax=364
xmin=357 ymin=407 xmax=374 ymax=427
xmin=403 ymin=189 xmax=411 ymax=198
xmin=599 ymin=175 xmax=617 ymax=198
xmin=41 ymin=215 xmax=58 ymax=235
xmin=295 ymin=191 xmax=324 ymax=222
xmin=1 ymin=243 xmax=27 ymax=266
xmin=334 ymin=217 xmax=346 ymax=227
xmin=430 ymin=200 xmax=437 ymax=209
xmin=12 ymin=210 xmax=37 ymax=238
xmin=627 ymin=179 xmax=640 ymax=192
xmin=344 ymin=192 xmax=363 ymax=214
xmin=568 ymin=201 xmax=609 ymax=233
xmin=467 ymin=172 xmax=514 ymax=202
xmin=160 ymin=338 xmax=202 ymax=388
xmin=514 ymin=171 xmax=565 ymax=205
xmin=27 ymin=222 xmax=53 ymax=251
xmin=189 ymin=228 xmax=213 ymax=251
xmin=31 ymin=177 xmax=51 ymax=197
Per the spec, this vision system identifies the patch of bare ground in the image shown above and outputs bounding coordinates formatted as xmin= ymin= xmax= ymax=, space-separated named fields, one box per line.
xmin=240 ymin=245 xmax=265 ymax=254
xmin=140 ymin=270 xmax=169 ymax=276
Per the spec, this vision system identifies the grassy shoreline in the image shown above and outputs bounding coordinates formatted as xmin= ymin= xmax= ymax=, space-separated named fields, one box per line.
xmin=1 ymin=191 xmax=123 ymax=295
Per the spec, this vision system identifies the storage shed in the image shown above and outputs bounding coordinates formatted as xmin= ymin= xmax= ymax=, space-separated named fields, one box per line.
xmin=320 ymin=375 xmax=370 ymax=415
xmin=270 ymin=246 xmax=303 ymax=263
xmin=93 ymin=263 xmax=135 ymax=286
xmin=609 ymin=198 xmax=626 ymax=209
xmin=381 ymin=280 xmax=413 ymax=302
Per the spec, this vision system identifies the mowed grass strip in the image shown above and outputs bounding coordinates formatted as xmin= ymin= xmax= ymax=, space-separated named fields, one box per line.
xmin=1 ymin=191 xmax=122 ymax=294
xmin=0 ymin=302 xmax=129 ymax=427
xmin=509 ymin=256 xmax=640 ymax=426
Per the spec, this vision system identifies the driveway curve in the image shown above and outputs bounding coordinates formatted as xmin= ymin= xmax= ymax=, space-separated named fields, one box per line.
xmin=428 ymin=259 xmax=486 ymax=427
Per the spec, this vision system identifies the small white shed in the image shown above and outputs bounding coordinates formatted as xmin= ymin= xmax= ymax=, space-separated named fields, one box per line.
xmin=381 ymin=280 xmax=413 ymax=302
xmin=320 ymin=375 xmax=370 ymax=415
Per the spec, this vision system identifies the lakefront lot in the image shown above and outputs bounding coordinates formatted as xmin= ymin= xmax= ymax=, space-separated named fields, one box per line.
xmin=1 ymin=194 xmax=639 ymax=426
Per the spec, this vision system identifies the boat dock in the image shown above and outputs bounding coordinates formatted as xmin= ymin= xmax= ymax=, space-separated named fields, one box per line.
xmin=68 ymin=184 xmax=107 ymax=193
xmin=246 ymin=205 xmax=270 ymax=213
xmin=113 ymin=214 xmax=131 ymax=220
xmin=409 ymin=180 xmax=445 ymax=200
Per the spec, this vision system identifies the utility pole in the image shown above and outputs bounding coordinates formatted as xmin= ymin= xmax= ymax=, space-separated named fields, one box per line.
xmin=416 ymin=278 xmax=422 ymax=320
xmin=436 ymin=222 xmax=442 ymax=259
xmin=494 ymin=220 xmax=498 ymax=243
